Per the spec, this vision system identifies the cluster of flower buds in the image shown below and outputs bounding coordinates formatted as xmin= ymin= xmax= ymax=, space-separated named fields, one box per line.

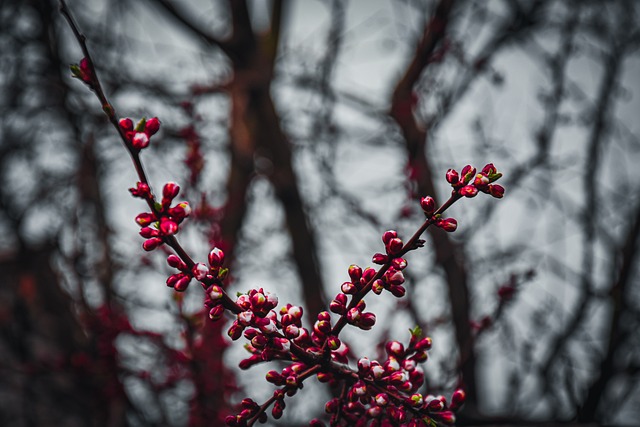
xmin=446 ymin=163 xmax=504 ymax=199
xmin=70 ymin=57 xmax=93 ymax=84
xmin=118 ymin=116 xmax=161 ymax=150
xmin=134 ymin=182 xmax=191 ymax=252
xmin=320 ymin=330 xmax=465 ymax=426
xmin=225 ymin=398 xmax=267 ymax=426
xmin=369 ymin=231 xmax=409 ymax=297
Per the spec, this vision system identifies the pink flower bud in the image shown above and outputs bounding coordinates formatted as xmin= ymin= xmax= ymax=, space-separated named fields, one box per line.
xmin=446 ymin=168 xmax=459 ymax=185
xmin=348 ymin=264 xmax=362 ymax=282
xmin=459 ymin=185 xmax=478 ymax=198
xmin=208 ymin=285 xmax=223 ymax=300
xmin=389 ymin=285 xmax=406 ymax=298
xmin=142 ymin=237 xmax=163 ymax=251
xmin=409 ymin=393 xmax=424 ymax=407
xmin=209 ymin=305 xmax=224 ymax=320
xmin=237 ymin=311 xmax=254 ymax=326
xmin=162 ymin=182 xmax=180 ymax=200
xmin=386 ymin=237 xmax=403 ymax=255
xmin=169 ymin=202 xmax=191 ymax=219
xmin=392 ymin=257 xmax=407 ymax=270
xmin=403 ymin=359 xmax=417 ymax=371
xmin=166 ymin=273 xmax=181 ymax=288
xmin=352 ymin=381 xmax=367 ymax=396
xmin=314 ymin=320 xmax=331 ymax=335
xmin=327 ymin=336 xmax=341 ymax=350
xmin=208 ymin=247 xmax=225 ymax=267
xmin=329 ymin=298 xmax=346 ymax=314
xmin=325 ymin=398 xmax=339 ymax=413
xmin=132 ymin=132 xmax=150 ymax=149
xmin=256 ymin=318 xmax=277 ymax=334
xmin=361 ymin=267 xmax=377 ymax=283
xmin=367 ymin=406 xmax=382 ymax=418
xmin=159 ymin=217 xmax=178 ymax=235
xmin=482 ymin=163 xmax=497 ymax=175
xmin=372 ymin=253 xmax=388 ymax=265
xmin=318 ymin=311 xmax=331 ymax=322
xmin=450 ymin=389 xmax=466 ymax=411
xmin=489 ymin=184 xmax=505 ymax=198
xmin=358 ymin=357 xmax=371 ymax=373
xmin=415 ymin=337 xmax=432 ymax=351
xmin=474 ymin=173 xmax=490 ymax=187
xmin=135 ymin=212 xmax=156 ymax=226
xmin=435 ymin=411 xmax=456 ymax=425
xmin=191 ymin=263 xmax=208 ymax=280
xmin=227 ymin=321 xmax=244 ymax=341
xmin=167 ymin=254 xmax=184 ymax=269
xmin=346 ymin=307 xmax=361 ymax=323
xmin=341 ymin=281 xmax=356 ymax=294
xmin=420 ymin=196 xmax=436 ymax=215
xmin=145 ymin=117 xmax=161 ymax=136
xmin=375 ymin=393 xmax=389 ymax=406
xmin=129 ymin=182 xmax=151 ymax=199
xmin=174 ymin=275 xmax=191 ymax=291
xmin=272 ymin=399 xmax=285 ymax=419
xmin=436 ymin=217 xmax=457 ymax=232
xmin=386 ymin=270 xmax=405 ymax=285
xmin=426 ymin=396 xmax=445 ymax=412
xmin=266 ymin=370 xmax=284 ymax=385
xmin=359 ymin=312 xmax=376 ymax=330
xmin=372 ymin=279 xmax=385 ymax=294
xmin=382 ymin=230 xmax=398 ymax=245
xmin=139 ymin=227 xmax=158 ymax=238
xmin=385 ymin=341 xmax=405 ymax=357
xmin=119 ymin=118 xmax=133 ymax=132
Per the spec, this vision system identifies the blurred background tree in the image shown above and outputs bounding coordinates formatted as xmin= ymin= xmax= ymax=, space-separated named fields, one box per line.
xmin=1 ymin=0 xmax=639 ymax=425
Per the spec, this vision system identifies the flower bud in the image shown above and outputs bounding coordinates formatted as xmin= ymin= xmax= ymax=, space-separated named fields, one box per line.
xmin=359 ymin=312 xmax=376 ymax=330
xmin=392 ymin=257 xmax=407 ymax=270
xmin=329 ymin=298 xmax=346 ymax=314
xmin=420 ymin=196 xmax=436 ymax=216
xmin=482 ymin=163 xmax=497 ymax=175
xmin=489 ymin=184 xmax=505 ymax=198
xmin=326 ymin=336 xmax=341 ymax=350
xmin=435 ymin=411 xmax=456 ymax=425
xmin=208 ymin=247 xmax=225 ymax=267
xmin=208 ymin=304 xmax=224 ymax=321
xmin=375 ymin=393 xmax=389 ymax=406
xmin=385 ymin=341 xmax=405 ymax=357
xmin=382 ymin=230 xmax=397 ymax=245
xmin=145 ymin=117 xmax=160 ymax=136
xmin=450 ymin=389 xmax=466 ymax=411
xmin=372 ymin=279 xmax=385 ymax=294
xmin=461 ymin=165 xmax=476 ymax=184
xmin=386 ymin=237 xmax=403 ymax=255
xmin=139 ymin=227 xmax=158 ymax=238
xmin=159 ymin=217 xmax=178 ymax=235
xmin=169 ymin=202 xmax=191 ymax=219
xmin=361 ymin=267 xmax=377 ymax=283
xmin=167 ymin=254 xmax=185 ymax=269
xmin=341 ymin=281 xmax=356 ymax=294
xmin=372 ymin=253 xmax=388 ymax=265
xmin=272 ymin=399 xmax=285 ymax=419
xmin=436 ymin=217 xmax=457 ymax=232
xmin=415 ymin=336 xmax=432 ymax=351
xmin=142 ymin=237 xmax=163 ymax=251
xmin=348 ymin=264 xmax=362 ymax=282
xmin=129 ymin=181 xmax=151 ymax=199
xmin=119 ymin=118 xmax=133 ymax=132
xmin=227 ymin=321 xmax=244 ymax=340
xmin=446 ymin=168 xmax=459 ymax=185
xmin=409 ymin=393 xmax=424 ymax=407
xmin=135 ymin=212 xmax=156 ymax=226
xmin=192 ymin=263 xmax=208 ymax=280
xmin=357 ymin=357 xmax=371 ymax=374
xmin=162 ymin=182 xmax=180 ymax=200
xmin=389 ymin=285 xmax=406 ymax=298
xmin=266 ymin=370 xmax=284 ymax=385
xmin=132 ymin=132 xmax=150 ymax=149
xmin=325 ymin=398 xmax=339 ymax=414
xmin=174 ymin=275 xmax=191 ymax=291
xmin=459 ymin=185 xmax=478 ymax=198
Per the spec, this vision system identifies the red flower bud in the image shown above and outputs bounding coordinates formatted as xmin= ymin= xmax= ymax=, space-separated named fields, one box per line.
xmin=145 ymin=117 xmax=160 ymax=136
xmin=359 ymin=312 xmax=376 ymax=330
xmin=139 ymin=227 xmax=158 ymax=238
xmin=159 ymin=217 xmax=178 ymax=235
xmin=348 ymin=264 xmax=362 ymax=282
xmin=389 ymin=285 xmax=406 ymax=298
xmin=482 ymin=163 xmax=496 ymax=175
xmin=341 ymin=282 xmax=356 ymax=294
xmin=129 ymin=181 xmax=151 ymax=199
xmin=420 ymin=196 xmax=436 ymax=215
xmin=192 ymin=263 xmax=208 ymax=280
xmin=461 ymin=165 xmax=476 ymax=184
xmin=162 ymin=182 xmax=180 ymax=200
xmin=450 ymin=389 xmax=466 ymax=411
xmin=227 ymin=321 xmax=244 ymax=341
xmin=459 ymin=185 xmax=478 ymax=198
xmin=434 ymin=411 xmax=456 ymax=425
xmin=272 ymin=400 xmax=285 ymax=419
xmin=208 ymin=247 xmax=225 ymax=267
xmin=415 ymin=337 xmax=432 ymax=351
xmin=372 ymin=253 xmax=388 ymax=265
xmin=489 ymin=184 xmax=505 ymax=198
xmin=446 ymin=168 xmax=459 ymax=185
xmin=135 ymin=212 xmax=156 ymax=226
xmin=174 ymin=275 xmax=191 ymax=291
xmin=142 ymin=237 xmax=163 ymax=251
xmin=372 ymin=279 xmax=385 ymax=294
xmin=131 ymin=132 xmax=150 ymax=149
xmin=392 ymin=257 xmax=407 ymax=270
xmin=209 ymin=305 xmax=224 ymax=321
xmin=436 ymin=217 xmax=457 ymax=232
xmin=119 ymin=118 xmax=134 ymax=132
xmin=327 ymin=336 xmax=341 ymax=350
xmin=386 ymin=237 xmax=403 ymax=255
xmin=385 ymin=341 xmax=405 ymax=357
xmin=382 ymin=230 xmax=397 ymax=245
xmin=325 ymin=398 xmax=339 ymax=414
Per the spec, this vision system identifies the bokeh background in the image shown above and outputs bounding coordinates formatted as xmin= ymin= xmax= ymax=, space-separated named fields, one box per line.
xmin=1 ymin=0 xmax=639 ymax=425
